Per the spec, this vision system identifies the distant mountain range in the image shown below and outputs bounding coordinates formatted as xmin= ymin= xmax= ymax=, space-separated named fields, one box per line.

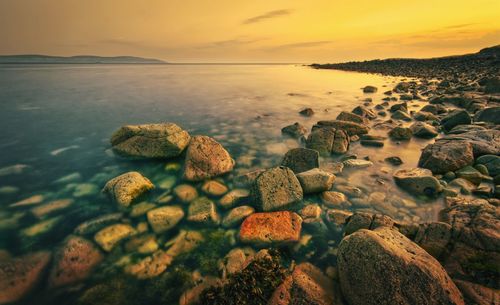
xmin=0 ymin=55 xmax=166 ymax=64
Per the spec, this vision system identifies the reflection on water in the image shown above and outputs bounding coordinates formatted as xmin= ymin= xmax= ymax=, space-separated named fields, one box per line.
xmin=0 ymin=64 xmax=438 ymax=304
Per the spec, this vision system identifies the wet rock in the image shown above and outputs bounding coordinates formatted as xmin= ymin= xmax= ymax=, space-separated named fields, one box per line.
xmin=418 ymin=140 xmax=474 ymax=174
xmin=0 ymin=251 xmax=51 ymax=304
xmin=474 ymin=106 xmax=500 ymax=124
xmin=360 ymin=139 xmax=384 ymax=147
xmin=173 ymin=184 xmax=198 ymax=203
xmin=325 ymin=209 xmax=352 ymax=231
xmin=74 ymin=213 xmax=123 ymax=235
xmin=48 ymin=235 xmax=103 ymax=288
xmin=299 ymin=108 xmax=314 ymax=116
xmin=306 ymin=127 xmax=335 ymax=156
xmin=390 ymin=102 xmax=408 ymax=113
xmin=129 ymin=201 xmax=157 ymax=218
xmin=338 ymin=227 xmax=465 ymax=305
xmin=336 ymin=111 xmax=368 ymax=124
xmin=222 ymin=206 xmax=255 ymax=228
xmin=441 ymin=110 xmax=471 ymax=131
xmin=394 ymin=82 xmax=411 ymax=93
xmin=352 ymin=105 xmax=377 ymax=119
xmin=413 ymin=111 xmax=439 ymax=122
xmin=413 ymin=222 xmax=452 ymax=258
xmin=234 ymin=169 xmax=265 ymax=187
xmin=391 ymin=110 xmax=412 ymax=121
xmin=344 ymin=212 xmax=373 ymax=235
xmin=223 ymin=248 xmax=251 ymax=275
xmin=183 ymin=135 xmax=234 ymax=181
xmin=475 ymin=154 xmax=500 ymax=177
xmin=384 ymin=156 xmax=403 ymax=166
xmin=362 ymin=86 xmax=377 ymax=93
xmin=321 ymin=191 xmax=347 ymax=208
xmin=456 ymin=166 xmax=486 ymax=185
xmin=296 ymin=168 xmax=336 ymax=194
xmin=315 ymin=120 xmax=369 ymax=136
xmin=147 ymin=206 xmax=184 ymax=234
xmin=448 ymin=124 xmax=486 ymax=135
xmin=454 ymin=279 xmax=500 ymax=305
xmin=332 ymin=129 xmax=350 ymax=154
xmin=320 ymin=162 xmax=344 ymax=175
xmin=110 ymin=123 xmax=190 ymax=159
xmin=9 ymin=194 xmax=44 ymax=208
xmin=102 ymin=171 xmax=154 ymax=208
xmin=343 ymin=159 xmax=373 ymax=169
xmin=201 ymin=180 xmax=228 ymax=197
xmin=0 ymin=164 xmax=30 ymax=177
xmin=410 ymin=122 xmax=438 ymax=138
xmin=125 ymin=250 xmax=173 ymax=279
xmin=219 ymin=189 xmax=250 ymax=209
xmin=94 ymin=224 xmax=136 ymax=252
xmin=388 ymin=126 xmax=412 ymax=140
xmin=187 ymin=197 xmax=219 ymax=225
xmin=393 ymin=168 xmax=443 ymax=196
xmin=442 ymin=130 xmax=500 ymax=157
xmin=335 ymin=184 xmax=363 ymax=198
xmin=281 ymin=148 xmax=319 ymax=173
xmin=165 ymin=230 xmax=204 ymax=257
xmin=421 ymin=104 xmax=446 ymax=115
xmin=73 ymin=183 xmax=99 ymax=197
xmin=281 ymin=122 xmax=308 ymax=138
xmin=252 ymin=167 xmax=303 ymax=211
xmin=239 ymin=211 xmax=302 ymax=245
xmin=31 ymin=198 xmax=73 ymax=219
xmin=449 ymin=178 xmax=476 ymax=194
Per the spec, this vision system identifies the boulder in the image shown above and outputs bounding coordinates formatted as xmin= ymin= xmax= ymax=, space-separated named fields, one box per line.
xmin=296 ymin=168 xmax=336 ymax=194
xmin=239 ymin=211 xmax=302 ymax=245
xmin=442 ymin=130 xmax=500 ymax=157
xmin=110 ymin=123 xmax=190 ymax=159
xmin=252 ymin=167 xmax=303 ymax=211
xmin=474 ymin=106 xmax=500 ymax=124
xmin=337 ymin=227 xmax=465 ymax=305
xmin=306 ymin=127 xmax=335 ymax=156
xmin=441 ymin=110 xmax=471 ymax=131
xmin=315 ymin=120 xmax=369 ymax=136
xmin=410 ymin=122 xmax=438 ymax=138
xmin=281 ymin=122 xmax=308 ymax=138
xmin=391 ymin=110 xmax=412 ymax=121
xmin=147 ymin=206 xmax=185 ymax=234
xmin=102 ymin=171 xmax=154 ymax=208
xmin=418 ymin=140 xmax=474 ymax=174
xmin=476 ymin=155 xmax=500 ymax=177
xmin=413 ymin=111 xmax=439 ymax=122
xmin=0 ymin=251 xmax=51 ymax=304
xmin=388 ymin=126 xmax=412 ymax=140
xmin=336 ymin=111 xmax=368 ymax=124
xmin=393 ymin=168 xmax=443 ymax=196
xmin=352 ymin=105 xmax=377 ymax=119
xmin=94 ymin=224 xmax=136 ymax=252
xmin=281 ymin=148 xmax=319 ymax=173
xmin=48 ymin=236 xmax=103 ymax=288
xmin=183 ymin=136 xmax=234 ymax=181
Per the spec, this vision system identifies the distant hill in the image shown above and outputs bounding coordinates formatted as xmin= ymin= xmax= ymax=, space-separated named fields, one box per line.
xmin=0 ymin=55 xmax=166 ymax=64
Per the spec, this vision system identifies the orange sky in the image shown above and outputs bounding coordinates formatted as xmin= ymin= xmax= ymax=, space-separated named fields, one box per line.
xmin=0 ymin=0 xmax=499 ymax=62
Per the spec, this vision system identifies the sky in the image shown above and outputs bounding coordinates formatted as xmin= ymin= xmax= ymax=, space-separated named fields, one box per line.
xmin=0 ymin=0 xmax=499 ymax=63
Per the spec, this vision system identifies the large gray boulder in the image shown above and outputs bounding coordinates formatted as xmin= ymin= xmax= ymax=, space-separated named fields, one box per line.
xmin=252 ymin=167 xmax=303 ymax=211
xmin=418 ymin=140 xmax=474 ymax=174
xmin=338 ymin=227 xmax=465 ymax=305
xmin=110 ymin=123 xmax=190 ymax=158
xmin=183 ymin=136 xmax=234 ymax=181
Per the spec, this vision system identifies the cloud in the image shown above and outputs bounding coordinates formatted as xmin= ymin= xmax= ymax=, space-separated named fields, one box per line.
xmin=265 ymin=40 xmax=333 ymax=51
xmin=242 ymin=9 xmax=292 ymax=25
xmin=196 ymin=37 xmax=266 ymax=49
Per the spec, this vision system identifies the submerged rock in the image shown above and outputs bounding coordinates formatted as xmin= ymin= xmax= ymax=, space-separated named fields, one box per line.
xmin=48 ymin=235 xmax=103 ymax=288
xmin=362 ymin=85 xmax=377 ymax=93
xmin=183 ymin=136 xmax=234 ymax=181
xmin=336 ymin=111 xmax=369 ymax=124
xmin=147 ymin=206 xmax=185 ymax=234
xmin=418 ymin=140 xmax=474 ymax=174
xmin=187 ymin=197 xmax=219 ymax=225
xmin=173 ymin=184 xmax=198 ymax=203
xmin=393 ymin=168 xmax=443 ymax=196
xmin=239 ymin=211 xmax=302 ymax=245
xmin=102 ymin=171 xmax=154 ymax=208
xmin=110 ymin=123 xmax=190 ymax=159
xmin=0 ymin=251 xmax=51 ymax=304
xmin=125 ymin=250 xmax=173 ymax=279
xmin=94 ymin=224 xmax=136 ymax=252
xmin=201 ymin=180 xmax=228 ymax=197
xmin=296 ymin=168 xmax=335 ymax=194
xmin=219 ymin=189 xmax=250 ymax=209
xmin=281 ymin=148 xmax=319 ymax=173
xmin=299 ymin=108 xmax=315 ymax=116
xmin=388 ymin=126 xmax=412 ymax=140
xmin=338 ymin=227 xmax=464 ymax=305
xmin=165 ymin=230 xmax=204 ymax=257
xmin=281 ymin=122 xmax=308 ymax=138
xmin=252 ymin=167 xmax=303 ymax=211
xmin=222 ymin=206 xmax=255 ymax=228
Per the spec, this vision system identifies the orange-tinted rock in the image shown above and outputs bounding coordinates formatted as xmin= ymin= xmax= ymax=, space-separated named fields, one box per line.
xmin=48 ymin=236 xmax=103 ymax=288
xmin=183 ymin=136 xmax=234 ymax=181
xmin=239 ymin=211 xmax=302 ymax=245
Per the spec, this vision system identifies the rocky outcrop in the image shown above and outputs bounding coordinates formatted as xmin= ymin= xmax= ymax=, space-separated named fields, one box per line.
xmin=239 ymin=211 xmax=302 ymax=245
xmin=337 ymin=227 xmax=464 ymax=305
xmin=252 ymin=167 xmax=303 ymax=211
xmin=110 ymin=123 xmax=190 ymax=158
xmin=102 ymin=171 xmax=154 ymax=208
xmin=183 ymin=136 xmax=234 ymax=181
xmin=418 ymin=140 xmax=474 ymax=174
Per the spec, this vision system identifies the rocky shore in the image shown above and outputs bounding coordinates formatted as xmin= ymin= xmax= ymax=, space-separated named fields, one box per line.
xmin=0 ymin=50 xmax=499 ymax=305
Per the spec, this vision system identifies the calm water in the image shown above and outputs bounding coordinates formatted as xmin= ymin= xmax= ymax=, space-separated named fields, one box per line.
xmin=0 ymin=64 xmax=439 ymax=304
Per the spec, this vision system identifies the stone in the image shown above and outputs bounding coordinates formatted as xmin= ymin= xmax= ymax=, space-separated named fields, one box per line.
xmin=73 ymin=183 xmax=99 ymax=197
xmin=391 ymin=110 xmax=412 ymax=121
xmin=321 ymin=191 xmax=347 ymax=207
xmin=219 ymin=189 xmax=250 ymax=209
xmin=394 ymin=82 xmax=411 ymax=93
xmin=129 ymin=201 xmax=157 ymax=218
xmin=448 ymin=125 xmax=486 ymax=135
xmin=474 ymin=106 xmax=500 ymax=124
xmin=9 ymin=194 xmax=44 ymax=208
xmin=390 ymin=102 xmax=408 ymax=113
xmin=234 ymin=169 xmax=266 ymax=187
xmin=252 ymin=167 xmax=303 ymax=211
xmin=441 ymin=109 xmax=471 ymax=131
xmin=187 ymin=197 xmax=219 ymax=225
xmin=338 ymin=227 xmax=465 ymax=305
xmin=173 ymin=184 xmax=198 ymax=203
xmin=74 ymin=213 xmax=123 ymax=235
xmin=0 ymin=164 xmax=30 ymax=177
xmin=281 ymin=122 xmax=308 ymax=138
xmin=31 ymin=199 xmax=73 ymax=219
xmin=281 ymin=148 xmax=319 ymax=173
xmin=344 ymin=212 xmax=373 ymax=235
xmin=443 ymin=130 xmax=500 ymax=157
xmin=165 ymin=230 xmax=204 ymax=257
xmin=147 ymin=206 xmax=184 ymax=234
xmin=476 ymin=154 xmax=500 ymax=177
xmin=222 ymin=206 xmax=255 ymax=228
xmin=456 ymin=166 xmax=486 ymax=185
xmin=336 ymin=111 xmax=369 ymax=124
xmin=343 ymin=159 xmax=373 ymax=169
xmin=388 ymin=126 xmax=412 ymax=140
xmin=201 ymin=180 xmax=228 ymax=196
xmin=239 ymin=211 xmax=302 ymax=245
xmin=125 ymin=250 xmax=173 ymax=279
xmin=449 ymin=178 xmax=476 ymax=194
xmin=299 ymin=108 xmax=314 ymax=116
xmin=102 ymin=171 xmax=154 ymax=207
xmin=360 ymin=139 xmax=384 ymax=147
xmin=48 ymin=235 xmax=103 ymax=288
xmin=384 ymin=156 xmax=403 ymax=166
xmin=223 ymin=248 xmax=248 ymax=275
xmin=413 ymin=222 xmax=452 ymax=259
xmin=332 ymin=129 xmax=350 ymax=154
xmin=183 ymin=135 xmax=234 ymax=181
xmin=410 ymin=122 xmax=438 ymax=138
xmin=413 ymin=111 xmax=439 ymax=121
xmin=296 ymin=168 xmax=336 ymax=194
xmin=362 ymin=85 xmax=377 ymax=93
xmin=393 ymin=168 xmax=443 ymax=196
xmin=94 ymin=224 xmax=136 ymax=252
xmin=418 ymin=140 xmax=474 ymax=174
xmin=306 ymin=127 xmax=335 ymax=156
xmin=454 ymin=280 xmax=500 ymax=305
xmin=315 ymin=120 xmax=369 ymax=136
xmin=335 ymin=184 xmax=363 ymax=198
xmin=352 ymin=105 xmax=377 ymax=119
xmin=110 ymin=123 xmax=190 ymax=158
xmin=0 ymin=251 xmax=51 ymax=304
xmin=157 ymin=176 xmax=176 ymax=190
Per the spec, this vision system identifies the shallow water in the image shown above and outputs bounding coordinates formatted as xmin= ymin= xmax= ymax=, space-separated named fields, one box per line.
xmin=0 ymin=64 xmax=440 ymax=303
